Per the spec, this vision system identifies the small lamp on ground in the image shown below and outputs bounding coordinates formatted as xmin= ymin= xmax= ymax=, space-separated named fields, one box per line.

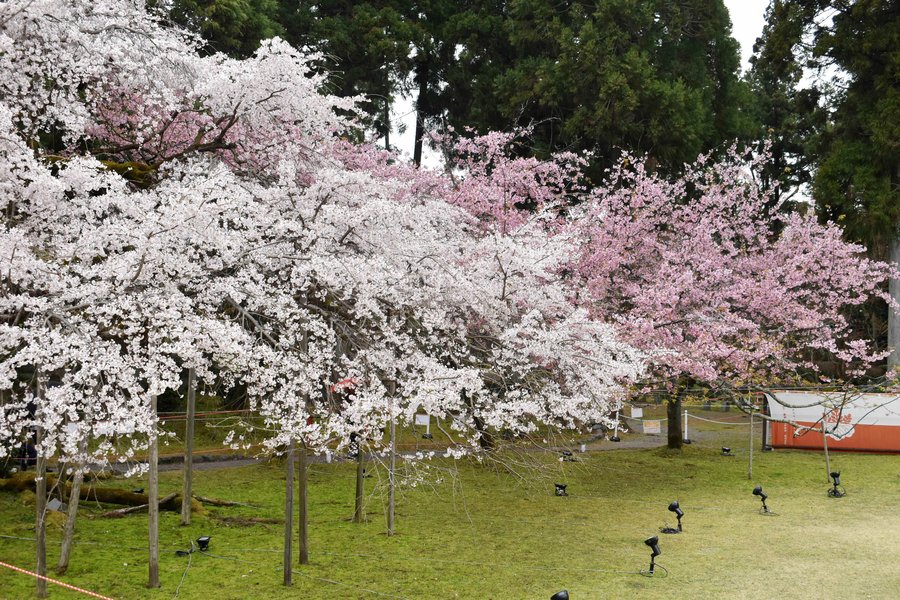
xmin=197 ymin=536 xmax=211 ymax=552
xmin=827 ymin=471 xmax=845 ymax=497
xmin=752 ymin=485 xmax=770 ymax=513
xmin=550 ymin=591 xmax=569 ymax=600
xmin=721 ymin=447 xmax=734 ymax=456
xmin=661 ymin=500 xmax=684 ymax=534
xmin=644 ymin=536 xmax=662 ymax=575
xmin=554 ymin=483 xmax=568 ymax=497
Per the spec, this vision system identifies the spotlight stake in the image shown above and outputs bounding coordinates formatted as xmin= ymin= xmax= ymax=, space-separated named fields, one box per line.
xmin=752 ymin=485 xmax=775 ymax=515
xmin=721 ymin=447 xmax=734 ymax=457
xmin=641 ymin=536 xmax=662 ymax=576
xmin=827 ymin=471 xmax=845 ymax=498
xmin=661 ymin=500 xmax=684 ymax=534
xmin=554 ymin=483 xmax=568 ymax=497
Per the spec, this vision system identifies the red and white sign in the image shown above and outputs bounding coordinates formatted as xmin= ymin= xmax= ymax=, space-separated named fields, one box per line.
xmin=766 ymin=391 xmax=900 ymax=453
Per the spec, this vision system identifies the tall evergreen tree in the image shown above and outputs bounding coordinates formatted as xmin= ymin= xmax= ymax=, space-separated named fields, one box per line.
xmin=751 ymin=0 xmax=899 ymax=369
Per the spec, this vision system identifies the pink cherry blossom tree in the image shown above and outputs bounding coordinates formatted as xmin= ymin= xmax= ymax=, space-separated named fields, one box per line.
xmin=439 ymin=131 xmax=898 ymax=450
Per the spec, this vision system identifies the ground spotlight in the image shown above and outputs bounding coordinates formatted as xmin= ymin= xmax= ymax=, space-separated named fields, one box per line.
xmin=196 ymin=536 xmax=211 ymax=552
xmin=555 ymin=483 xmax=568 ymax=497
xmin=550 ymin=591 xmax=569 ymax=600
xmin=828 ymin=471 xmax=845 ymax=498
xmin=644 ymin=536 xmax=661 ymax=575
xmin=661 ymin=500 xmax=684 ymax=534
xmin=721 ymin=447 xmax=734 ymax=456
xmin=752 ymin=485 xmax=770 ymax=513
xmin=560 ymin=450 xmax=577 ymax=462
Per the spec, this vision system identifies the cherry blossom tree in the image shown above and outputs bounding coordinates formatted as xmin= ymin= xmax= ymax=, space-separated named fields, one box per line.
xmin=439 ymin=130 xmax=898 ymax=450
xmin=1 ymin=1 xmax=646 ymax=593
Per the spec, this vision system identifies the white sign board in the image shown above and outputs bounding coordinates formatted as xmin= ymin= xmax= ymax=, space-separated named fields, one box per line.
xmin=414 ymin=414 xmax=431 ymax=427
xmin=643 ymin=420 xmax=661 ymax=435
xmin=630 ymin=406 xmax=643 ymax=419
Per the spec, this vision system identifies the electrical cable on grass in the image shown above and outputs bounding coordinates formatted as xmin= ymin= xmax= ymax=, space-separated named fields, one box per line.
xmin=173 ymin=540 xmax=194 ymax=598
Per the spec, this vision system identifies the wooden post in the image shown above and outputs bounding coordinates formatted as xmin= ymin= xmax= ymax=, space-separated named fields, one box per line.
xmin=387 ymin=381 xmax=397 ymax=537
xmin=283 ymin=439 xmax=294 ymax=585
xmin=57 ymin=434 xmax=88 ymax=574
xmin=181 ymin=367 xmax=196 ymax=526
xmin=298 ymin=443 xmax=309 ymax=565
xmin=353 ymin=440 xmax=365 ymax=523
xmin=748 ymin=410 xmax=754 ymax=480
xmin=35 ymin=424 xmax=47 ymax=599
xmin=148 ymin=394 xmax=160 ymax=589
xmin=822 ymin=411 xmax=832 ymax=482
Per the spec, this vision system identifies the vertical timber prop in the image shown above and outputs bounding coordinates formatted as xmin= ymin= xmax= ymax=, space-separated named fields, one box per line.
xmin=353 ymin=436 xmax=365 ymax=523
xmin=297 ymin=442 xmax=308 ymax=565
xmin=148 ymin=394 xmax=160 ymax=589
xmin=35 ymin=422 xmax=47 ymax=599
xmin=181 ymin=368 xmax=196 ymax=526
xmin=57 ymin=434 xmax=88 ymax=574
xmin=283 ymin=439 xmax=294 ymax=585
xmin=387 ymin=380 xmax=397 ymax=537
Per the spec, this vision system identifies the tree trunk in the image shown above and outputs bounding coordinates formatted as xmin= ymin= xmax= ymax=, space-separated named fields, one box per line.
xmin=35 ymin=425 xmax=47 ymax=599
xmin=297 ymin=443 xmax=308 ymax=565
xmin=412 ymin=61 xmax=429 ymax=167
xmin=888 ymin=232 xmax=900 ymax=372
xmin=57 ymin=435 xmax=88 ymax=575
xmin=353 ymin=441 xmax=365 ymax=523
xmin=181 ymin=368 xmax=196 ymax=526
xmin=667 ymin=383 xmax=687 ymax=450
xmin=383 ymin=98 xmax=391 ymax=152
xmin=148 ymin=394 xmax=160 ymax=589
xmin=283 ymin=439 xmax=294 ymax=586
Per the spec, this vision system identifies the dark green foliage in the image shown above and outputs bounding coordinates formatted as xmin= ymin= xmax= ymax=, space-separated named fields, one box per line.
xmin=150 ymin=0 xmax=283 ymax=58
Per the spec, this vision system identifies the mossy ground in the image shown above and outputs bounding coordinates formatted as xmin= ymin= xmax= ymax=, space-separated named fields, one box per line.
xmin=2 ymin=409 xmax=899 ymax=599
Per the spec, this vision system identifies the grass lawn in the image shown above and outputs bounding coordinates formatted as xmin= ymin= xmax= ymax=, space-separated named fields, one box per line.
xmin=2 ymin=418 xmax=899 ymax=599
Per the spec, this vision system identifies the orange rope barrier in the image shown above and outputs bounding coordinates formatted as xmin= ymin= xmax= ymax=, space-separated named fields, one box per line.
xmin=0 ymin=559 xmax=115 ymax=599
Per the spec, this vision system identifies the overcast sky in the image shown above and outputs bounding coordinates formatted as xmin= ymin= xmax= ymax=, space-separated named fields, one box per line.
xmin=393 ymin=1 xmax=771 ymax=162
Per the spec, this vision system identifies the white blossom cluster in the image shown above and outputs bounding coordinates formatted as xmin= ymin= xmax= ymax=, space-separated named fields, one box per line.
xmin=0 ymin=0 xmax=645 ymax=469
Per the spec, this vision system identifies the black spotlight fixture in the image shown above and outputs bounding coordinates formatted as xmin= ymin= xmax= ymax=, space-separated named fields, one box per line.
xmin=661 ymin=500 xmax=684 ymax=534
xmin=196 ymin=536 xmax=211 ymax=552
xmin=554 ymin=483 xmax=568 ymax=497
xmin=827 ymin=471 xmax=845 ymax=498
xmin=752 ymin=485 xmax=770 ymax=513
xmin=560 ymin=450 xmax=577 ymax=462
xmin=721 ymin=447 xmax=734 ymax=456
xmin=644 ymin=536 xmax=662 ymax=575
xmin=550 ymin=591 xmax=569 ymax=600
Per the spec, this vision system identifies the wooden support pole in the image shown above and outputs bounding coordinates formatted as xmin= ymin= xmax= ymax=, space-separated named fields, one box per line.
xmin=353 ymin=441 xmax=365 ymax=523
xmin=298 ymin=443 xmax=309 ymax=565
xmin=283 ymin=439 xmax=294 ymax=585
xmin=148 ymin=394 xmax=160 ymax=589
xmin=35 ymin=424 xmax=47 ymax=599
xmin=387 ymin=381 xmax=397 ymax=537
xmin=181 ymin=368 xmax=196 ymax=526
